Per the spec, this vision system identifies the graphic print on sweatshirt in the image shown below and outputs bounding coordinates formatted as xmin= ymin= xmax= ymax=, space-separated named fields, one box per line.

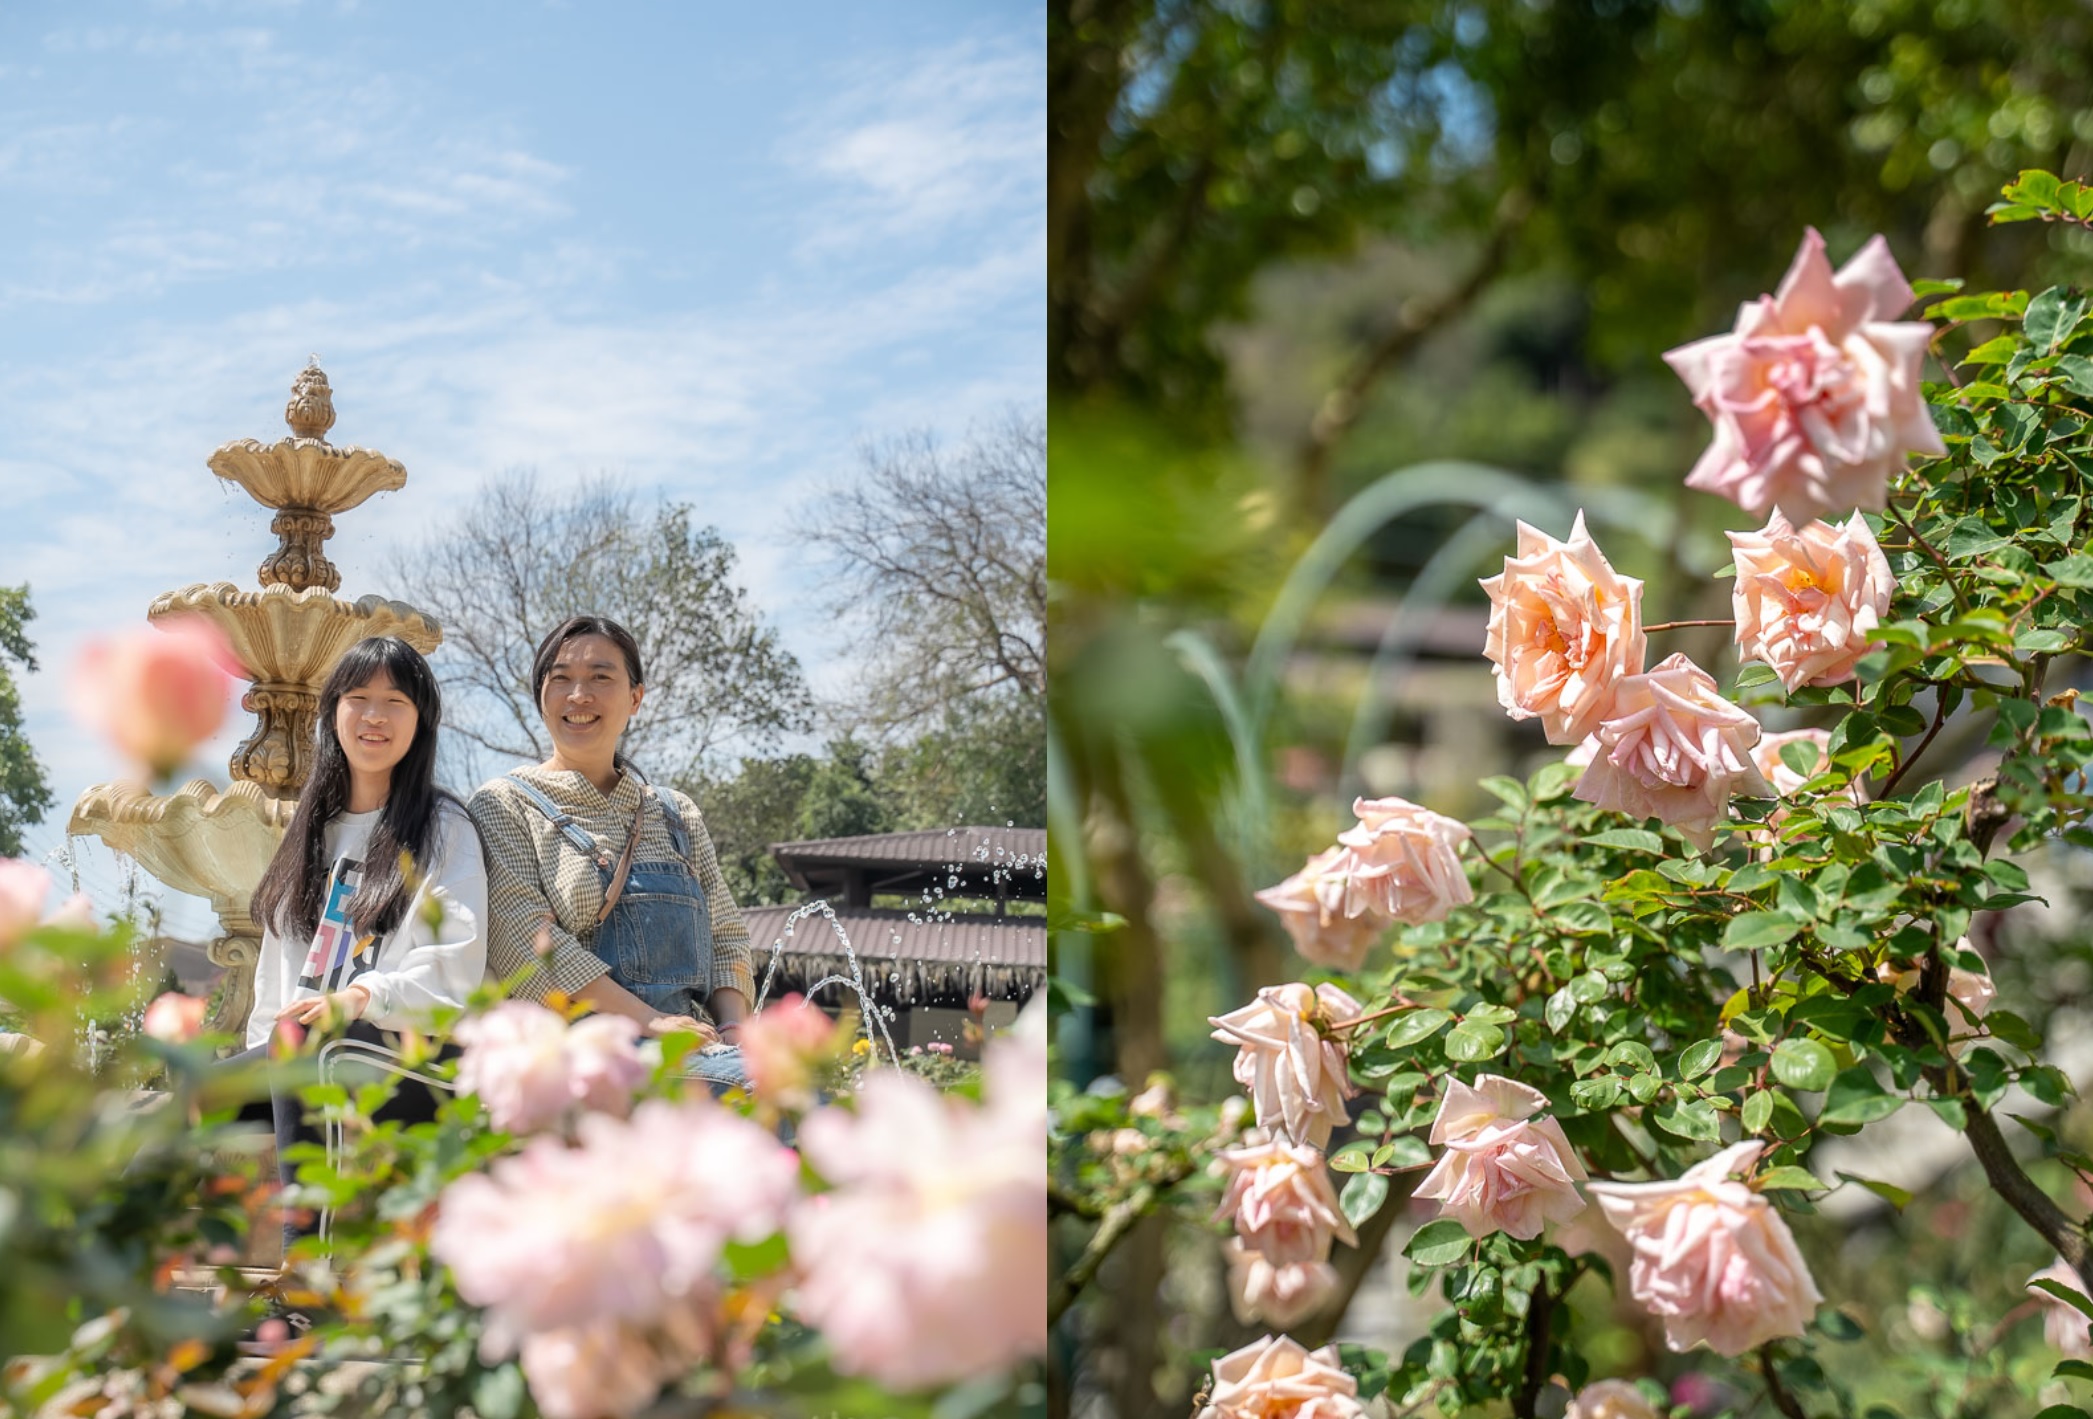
xmin=298 ymin=856 xmax=375 ymax=993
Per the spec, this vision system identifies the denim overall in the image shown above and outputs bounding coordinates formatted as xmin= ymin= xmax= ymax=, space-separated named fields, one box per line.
xmin=504 ymin=771 xmax=747 ymax=1088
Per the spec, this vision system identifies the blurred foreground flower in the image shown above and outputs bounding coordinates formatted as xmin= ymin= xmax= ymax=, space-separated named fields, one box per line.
xmin=1196 ymin=1335 xmax=1366 ymax=1419
xmin=1567 ymin=1378 xmax=1662 ymax=1419
xmin=142 ymin=991 xmax=208 ymax=1044
xmin=1588 ymin=1140 xmax=1822 ymax=1355
xmin=1665 ymin=227 xmax=1943 ymax=523
xmin=70 ymin=617 xmax=239 ymax=777
xmin=0 ymin=860 xmax=92 ymax=948
xmin=432 ymin=1097 xmax=799 ymax=1415
xmin=789 ymin=997 xmax=1046 ymax=1391
xmin=454 ymin=1000 xmax=650 ymax=1132
xmin=2029 ymin=1259 xmax=2093 ymax=1357
xmin=739 ymin=992 xmax=843 ymax=1111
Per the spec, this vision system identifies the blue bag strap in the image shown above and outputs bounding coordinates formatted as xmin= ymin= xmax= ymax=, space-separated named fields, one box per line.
xmin=503 ymin=771 xmax=607 ymax=863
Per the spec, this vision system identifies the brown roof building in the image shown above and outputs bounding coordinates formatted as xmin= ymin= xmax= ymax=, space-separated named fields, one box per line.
xmin=743 ymin=826 xmax=1046 ymax=1046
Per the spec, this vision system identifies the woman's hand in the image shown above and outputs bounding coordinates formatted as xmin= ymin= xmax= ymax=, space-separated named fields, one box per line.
xmin=276 ymin=985 xmax=371 ymax=1029
xmin=644 ymin=1014 xmax=720 ymax=1047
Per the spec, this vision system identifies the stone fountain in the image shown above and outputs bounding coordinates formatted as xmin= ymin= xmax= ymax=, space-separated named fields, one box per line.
xmin=68 ymin=363 xmax=441 ymax=1037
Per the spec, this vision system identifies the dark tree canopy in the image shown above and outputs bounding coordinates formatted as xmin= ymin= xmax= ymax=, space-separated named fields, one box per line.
xmin=0 ymin=585 xmax=53 ymax=858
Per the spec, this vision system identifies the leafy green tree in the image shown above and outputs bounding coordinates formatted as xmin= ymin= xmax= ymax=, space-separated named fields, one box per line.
xmin=879 ymin=695 xmax=1047 ymax=829
xmin=0 ymin=585 xmax=53 ymax=858
xmin=680 ymin=753 xmax=818 ymax=906
xmin=795 ymin=738 xmax=893 ymax=842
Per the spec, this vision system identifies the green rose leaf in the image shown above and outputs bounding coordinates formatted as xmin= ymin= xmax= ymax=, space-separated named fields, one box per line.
xmin=1678 ymin=1039 xmax=1724 ymax=1081
xmin=1755 ymin=1164 xmax=1826 ymax=1191
xmin=1821 ymin=1066 xmax=1904 ymax=1126
xmin=1444 ymin=1021 xmax=1508 ymax=1062
xmin=1725 ymin=911 xmax=1803 ymax=951
xmin=1329 ymin=1140 xmax=1376 ymax=1174
xmin=1570 ymin=1076 xmax=1622 ymax=1111
xmin=1340 ymin=1170 xmax=1391 ymax=1231
xmin=1834 ymin=1171 xmax=1914 ymax=1210
xmin=1771 ymin=1038 xmax=1837 ymax=1093
xmin=1384 ymin=1009 xmax=1453 ymax=1050
xmin=1742 ymin=1089 xmax=1775 ymax=1133
xmin=1653 ymin=1097 xmax=1723 ymax=1141
xmin=1581 ymin=828 xmax=1666 ymax=853
xmin=1403 ymin=1216 xmax=1474 ymax=1267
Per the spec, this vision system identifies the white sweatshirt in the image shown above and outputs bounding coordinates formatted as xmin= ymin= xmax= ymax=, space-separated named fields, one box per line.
xmin=245 ymin=800 xmax=490 ymax=1050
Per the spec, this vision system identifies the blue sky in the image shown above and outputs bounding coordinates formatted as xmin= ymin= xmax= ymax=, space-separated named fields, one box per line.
xmin=0 ymin=1 xmax=1043 ymax=935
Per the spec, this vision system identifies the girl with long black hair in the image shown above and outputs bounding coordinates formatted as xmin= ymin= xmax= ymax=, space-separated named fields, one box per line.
xmin=246 ymin=634 xmax=488 ymax=1056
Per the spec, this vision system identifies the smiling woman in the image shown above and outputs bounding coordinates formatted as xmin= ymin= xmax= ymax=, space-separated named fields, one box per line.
xmin=466 ymin=614 xmax=755 ymax=1085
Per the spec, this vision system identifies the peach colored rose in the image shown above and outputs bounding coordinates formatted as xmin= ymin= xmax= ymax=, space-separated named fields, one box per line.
xmin=1197 ymin=1335 xmax=1368 ymax=1419
xmin=1666 ymin=228 xmax=1944 ymax=524
xmin=1253 ymin=847 xmax=1386 ymax=973
xmin=1414 ymin=1074 xmax=1587 ymax=1239
xmin=2029 ymin=1259 xmax=2093 ymax=1358
xmin=0 ymin=860 xmax=52 ymax=949
xmin=1209 ymin=983 xmax=1363 ymax=1150
xmin=739 ymin=993 xmax=842 ymax=1111
xmin=1752 ymin=728 xmax=1838 ymax=799
xmin=1336 ymin=796 xmax=1473 ymax=923
xmin=1878 ymin=943 xmax=1996 ymax=1057
xmin=1221 ymin=1237 xmax=1341 ymax=1329
xmin=1587 ymin=1139 xmax=1823 ymax=1356
xmin=1567 ymin=1379 xmax=1662 ymax=1419
xmin=1213 ymin=1136 xmax=1357 ymax=1262
xmin=1573 ymin=653 xmax=1775 ymax=852
xmin=1481 ymin=512 xmax=1647 ymax=745
xmin=43 ymin=892 xmax=96 ymax=931
xmin=142 ymin=992 xmax=208 ymax=1044
xmin=71 ymin=617 xmax=240 ymax=777
xmin=1729 ymin=510 xmax=1894 ymax=691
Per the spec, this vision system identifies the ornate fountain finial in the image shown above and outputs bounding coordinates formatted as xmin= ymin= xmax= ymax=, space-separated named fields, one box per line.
xmin=285 ymin=357 xmax=336 ymax=441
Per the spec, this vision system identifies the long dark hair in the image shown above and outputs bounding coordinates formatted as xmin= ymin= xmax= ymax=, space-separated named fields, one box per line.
xmin=252 ymin=636 xmax=455 ymax=942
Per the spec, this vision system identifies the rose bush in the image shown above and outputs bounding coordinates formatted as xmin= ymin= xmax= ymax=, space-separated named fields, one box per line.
xmin=1052 ymin=171 xmax=2093 ymax=1417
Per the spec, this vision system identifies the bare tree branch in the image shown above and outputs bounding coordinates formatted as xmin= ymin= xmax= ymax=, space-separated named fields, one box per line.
xmin=805 ymin=410 xmax=1046 ymax=736
xmin=388 ymin=472 xmax=813 ymax=784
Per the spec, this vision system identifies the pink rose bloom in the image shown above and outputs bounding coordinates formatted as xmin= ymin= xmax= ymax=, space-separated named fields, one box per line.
xmin=433 ymin=1098 xmax=799 ymax=1350
xmin=518 ymin=1323 xmax=667 ymax=1419
xmin=1414 ymin=1074 xmax=1587 ymax=1239
xmin=1666 ymin=228 xmax=1945 ymax=524
xmin=1213 ymin=1135 xmax=1357 ymax=1264
xmin=44 ymin=892 xmax=96 ymax=931
xmin=1878 ymin=943 xmax=1996 ymax=1057
xmin=1567 ymin=1379 xmax=1662 ymax=1419
xmin=1253 ymin=846 xmax=1388 ymax=973
xmin=454 ymin=1001 xmax=649 ymax=1132
xmin=740 ymin=993 xmax=842 ymax=1110
xmin=1209 ymin=982 xmax=1363 ymax=1150
xmin=142 ymin=992 xmax=208 ymax=1044
xmin=1481 ymin=512 xmax=1647 ymax=745
xmin=70 ymin=616 xmax=240 ymax=777
xmin=1221 ymin=1237 xmax=1341 ymax=1329
xmin=0 ymin=860 xmax=52 ymax=948
xmin=1573 ymin=653 xmax=1775 ymax=852
xmin=1197 ymin=1335 xmax=1368 ymax=1419
xmin=1729 ymin=510 xmax=1894 ymax=691
xmin=561 ymin=1014 xmax=652 ymax=1116
xmin=2029 ymin=1259 xmax=2093 ymax=1357
xmin=789 ymin=997 xmax=1045 ymax=1391
xmin=455 ymin=1001 xmax=588 ymax=1133
xmin=1336 ymin=796 xmax=1473 ymax=923
xmin=1588 ymin=1139 xmax=1824 ymax=1356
